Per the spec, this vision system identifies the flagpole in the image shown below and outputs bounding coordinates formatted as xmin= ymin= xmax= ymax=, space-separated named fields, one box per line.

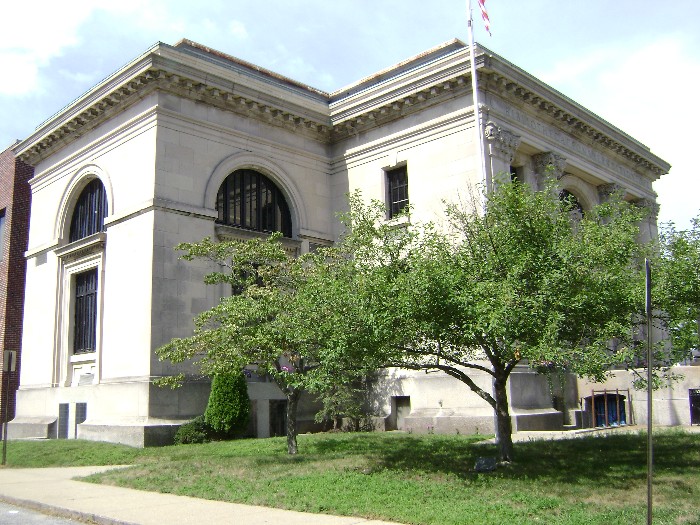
xmin=466 ymin=0 xmax=489 ymax=205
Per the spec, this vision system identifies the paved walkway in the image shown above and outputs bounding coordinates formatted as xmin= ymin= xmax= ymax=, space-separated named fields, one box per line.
xmin=0 ymin=466 xmax=401 ymax=525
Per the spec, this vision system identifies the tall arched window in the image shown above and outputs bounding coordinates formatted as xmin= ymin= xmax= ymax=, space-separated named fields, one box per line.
xmin=69 ymin=179 xmax=108 ymax=242
xmin=216 ymin=169 xmax=292 ymax=237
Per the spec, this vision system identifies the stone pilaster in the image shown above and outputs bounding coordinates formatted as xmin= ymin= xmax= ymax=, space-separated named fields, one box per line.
xmin=634 ymin=197 xmax=661 ymax=243
xmin=483 ymin=121 xmax=520 ymax=187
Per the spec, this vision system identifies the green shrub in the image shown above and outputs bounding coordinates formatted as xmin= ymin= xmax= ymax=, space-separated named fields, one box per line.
xmin=204 ymin=372 xmax=250 ymax=436
xmin=173 ymin=415 xmax=212 ymax=444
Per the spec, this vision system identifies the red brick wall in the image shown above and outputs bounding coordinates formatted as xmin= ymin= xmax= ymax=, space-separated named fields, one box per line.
xmin=0 ymin=146 xmax=33 ymax=422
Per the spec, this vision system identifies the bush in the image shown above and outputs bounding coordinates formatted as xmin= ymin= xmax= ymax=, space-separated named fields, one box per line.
xmin=173 ymin=415 xmax=212 ymax=444
xmin=204 ymin=372 xmax=251 ymax=436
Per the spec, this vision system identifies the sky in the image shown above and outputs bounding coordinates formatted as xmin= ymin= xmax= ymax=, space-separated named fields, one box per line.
xmin=1 ymin=0 xmax=698 ymax=229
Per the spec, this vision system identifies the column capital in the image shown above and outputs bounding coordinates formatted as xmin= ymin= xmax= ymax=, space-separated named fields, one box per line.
xmin=634 ymin=198 xmax=660 ymax=220
xmin=484 ymin=121 xmax=521 ymax=164
xmin=597 ymin=183 xmax=623 ymax=202
xmin=533 ymin=151 xmax=567 ymax=179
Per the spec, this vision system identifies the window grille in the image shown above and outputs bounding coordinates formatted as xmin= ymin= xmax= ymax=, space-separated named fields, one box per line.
xmin=75 ymin=403 xmax=87 ymax=429
xmin=69 ymin=179 xmax=108 ymax=242
xmin=74 ymin=269 xmax=98 ymax=354
xmin=216 ymin=170 xmax=292 ymax=237
xmin=386 ymin=166 xmax=409 ymax=218
xmin=57 ymin=403 xmax=69 ymax=439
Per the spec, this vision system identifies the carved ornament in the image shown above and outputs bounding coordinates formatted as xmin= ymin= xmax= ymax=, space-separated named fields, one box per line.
xmin=483 ymin=121 xmax=521 ymax=163
xmin=533 ymin=151 xmax=567 ymax=179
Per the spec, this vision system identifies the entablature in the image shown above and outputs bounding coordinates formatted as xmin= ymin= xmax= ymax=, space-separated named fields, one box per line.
xmin=13 ymin=39 xmax=670 ymax=190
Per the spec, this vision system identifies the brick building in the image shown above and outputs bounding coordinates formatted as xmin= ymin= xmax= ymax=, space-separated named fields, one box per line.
xmin=0 ymin=145 xmax=33 ymax=424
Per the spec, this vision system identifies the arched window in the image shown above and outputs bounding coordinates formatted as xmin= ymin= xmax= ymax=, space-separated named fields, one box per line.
xmin=216 ymin=169 xmax=292 ymax=237
xmin=559 ymin=189 xmax=584 ymax=218
xmin=69 ymin=179 xmax=108 ymax=242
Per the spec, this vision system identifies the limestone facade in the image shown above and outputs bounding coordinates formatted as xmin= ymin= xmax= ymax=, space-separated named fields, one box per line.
xmin=10 ymin=39 xmax=679 ymax=446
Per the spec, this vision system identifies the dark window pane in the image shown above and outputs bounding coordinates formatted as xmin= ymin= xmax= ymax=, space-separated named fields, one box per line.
xmin=559 ymin=189 xmax=584 ymax=216
xmin=215 ymin=169 xmax=292 ymax=237
xmin=69 ymin=179 xmax=108 ymax=242
xmin=216 ymin=184 xmax=225 ymax=222
xmin=387 ymin=166 xmax=409 ymax=218
xmin=74 ymin=269 xmax=98 ymax=354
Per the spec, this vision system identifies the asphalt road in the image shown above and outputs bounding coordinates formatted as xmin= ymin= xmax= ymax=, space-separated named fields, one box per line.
xmin=0 ymin=502 xmax=81 ymax=524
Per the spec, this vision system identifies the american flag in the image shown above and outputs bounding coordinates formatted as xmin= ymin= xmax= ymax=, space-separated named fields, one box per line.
xmin=477 ymin=0 xmax=491 ymax=36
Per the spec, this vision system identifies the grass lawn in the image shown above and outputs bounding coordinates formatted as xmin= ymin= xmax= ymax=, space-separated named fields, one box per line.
xmin=4 ymin=430 xmax=700 ymax=525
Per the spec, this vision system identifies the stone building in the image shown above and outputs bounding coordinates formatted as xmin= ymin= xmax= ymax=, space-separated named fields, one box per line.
xmin=9 ymin=38 xmax=683 ymax=446
xmin=0 ymin=145 xmax=33 ymax=425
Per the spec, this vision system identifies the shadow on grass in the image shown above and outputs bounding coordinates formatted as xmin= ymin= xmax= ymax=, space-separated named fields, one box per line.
xmin=278 ymin=431 xmax=700 ymax=487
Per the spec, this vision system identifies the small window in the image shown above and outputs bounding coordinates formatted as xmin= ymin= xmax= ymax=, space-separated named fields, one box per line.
xmin=509 ymin=165 xmax=521 ymax=183
xmin=386 ymin=166 xmax=409 ymax=218
xmin=69 ymin=179 xmax=108 ymax=242
xmin=0 ymin=209 xmax=6 ymax=261
xmin=74 ymin=269 xmax=98 ymax=354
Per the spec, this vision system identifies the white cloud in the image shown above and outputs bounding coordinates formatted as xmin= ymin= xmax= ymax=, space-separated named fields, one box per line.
xmin=0 ymin=0 xmax=165 ymax=96
xmin=229 ymin=20 xmax=249 ymax=40
xmin=537 ymin=35 xmax=700 ymax=228
xmin=0 ymin=53 xmax=41 ymax=96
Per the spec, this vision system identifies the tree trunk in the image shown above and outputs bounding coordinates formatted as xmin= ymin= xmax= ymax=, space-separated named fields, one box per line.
xmin=286 ymin=388 xmax=300 ymax=455
xmin=493 ymin=374 xmax=514 ymax=462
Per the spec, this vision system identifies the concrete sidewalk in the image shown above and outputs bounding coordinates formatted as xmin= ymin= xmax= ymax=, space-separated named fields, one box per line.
xmin=0 ymin=466 xmax=402 ymax=525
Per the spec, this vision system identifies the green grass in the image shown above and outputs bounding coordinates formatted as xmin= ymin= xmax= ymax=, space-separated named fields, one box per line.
xmin=4 ymin=431 xmax=700 ymax=525
xmin=4 ymin=439 xmax=142 ymax=467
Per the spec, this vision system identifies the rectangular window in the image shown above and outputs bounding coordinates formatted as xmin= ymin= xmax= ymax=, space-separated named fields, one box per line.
xmin=0 ymin=209 xmax=6 ymax=261
xmin=74 ymin=269 xmax=98 ymax=354
xmin=386 ymin=166 xmax=409 ymax=218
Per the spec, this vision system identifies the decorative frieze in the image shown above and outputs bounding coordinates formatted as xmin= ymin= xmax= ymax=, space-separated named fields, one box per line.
xmin=17 ymin=42 xmax=670 ymax=189
xmin=330 ymin=73 xmax=472 ymax=141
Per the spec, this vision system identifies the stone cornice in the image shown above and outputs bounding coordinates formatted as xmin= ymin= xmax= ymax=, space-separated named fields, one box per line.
xmin=330 ymin=72 xmax=473 ymax=141
xmin=16 ymin=63 xmax=334 ymax=166
xmin=477 ymin=49 xmax=670 ymax=180
xmin=14 ymin=39 xmax=670 ymax=185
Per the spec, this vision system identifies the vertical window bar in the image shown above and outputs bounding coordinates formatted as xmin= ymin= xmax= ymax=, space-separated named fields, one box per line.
xmin=387 ymin=166 xmax=409 ymax=218
xmin=74 ymin=269 xmax=98 ymax=354
xmin=69 ymin=180 xmax=108 ymax=242
xmin=215 ymin=169 xmax=292 ymax=237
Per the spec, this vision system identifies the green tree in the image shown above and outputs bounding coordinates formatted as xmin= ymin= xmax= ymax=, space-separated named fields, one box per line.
xmin=205 ymin=372 xmax=250 ymax=436
xmin=654 ymin=215 xmax=700 ymax=358
xmin=330 ymin=181 xmax=648 ymax=462
xmin=156 ymin=234 xmax=364 ymax=454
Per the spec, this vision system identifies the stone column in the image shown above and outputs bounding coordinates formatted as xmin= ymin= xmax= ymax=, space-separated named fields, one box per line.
xmin=483 ymin=122 xmax=520 ymax=190
xmin=532 ymin=151 xmax=566 ymax=190
xmin=635 ymin=197 xmax=661 ymax=244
